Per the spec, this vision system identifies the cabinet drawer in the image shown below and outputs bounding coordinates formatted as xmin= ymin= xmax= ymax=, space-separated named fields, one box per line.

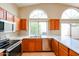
xmin=69 ymin=49 xmax=79 ymax=56
xmin=59 ymin=43 xmax=68 ymax=52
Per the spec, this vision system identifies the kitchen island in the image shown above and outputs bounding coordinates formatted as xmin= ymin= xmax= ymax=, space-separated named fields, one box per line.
xmin=7 ymin=35 xmax=79 ymax=56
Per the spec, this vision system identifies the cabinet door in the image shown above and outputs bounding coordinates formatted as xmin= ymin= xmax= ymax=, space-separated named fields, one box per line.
xmin=20 ymin=19 xmax=27 ymax=30
xmin=0 ymin=7 xmax=4 ymax=19
xmin=51 ymin=39 xmax=59 ymax=56
xmin=0 ymin=52 xmax=3 ymax=56
xmin=54 ymin=19 xmax=60 ymax=30
xmin=22 ymin=39 xmax=29 ymax=52
xmin=3 ymin=10 xmax=7 ymax=20
xmin=48 ymin=19 xmax=54 ymax=30
xmin=69 ymin=49 xmax=79 ymax=56
xmin=35 ymin=39 xmax=42 ymax=51
xmin=7 ymin=12 xmax=13 ymax=22
xmin=48 ymin=19 xmax=60 ymax=30
xmin=22 ymin=39 xmax=35 ymax=52
xmin=14 ymin=17 xmax=20 ymax=31
xmin=59 ymin=47 xmax=68 ymax=56
xmin=59 ymin=43 xmax=68 ymax=56
xmin=28 ymin=39 xmax=35 ymax=51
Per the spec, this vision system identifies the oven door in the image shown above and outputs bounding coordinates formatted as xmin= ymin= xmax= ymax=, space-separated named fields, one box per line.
xmin=6 ymin=44 xmax=21 ymax=56
xmin=6 ymin=41 xmax=21 ymax=56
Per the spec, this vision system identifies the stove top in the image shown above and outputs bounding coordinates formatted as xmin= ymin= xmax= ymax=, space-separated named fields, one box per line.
xmin=0 ymin=40 xmax=19 ymax=49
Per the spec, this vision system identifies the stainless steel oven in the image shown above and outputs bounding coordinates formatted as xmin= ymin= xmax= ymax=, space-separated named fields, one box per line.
xmin=6 ymin=43 xmax=21 ymax=56
xmin=0 ymin=39 xmax=21 ymax=56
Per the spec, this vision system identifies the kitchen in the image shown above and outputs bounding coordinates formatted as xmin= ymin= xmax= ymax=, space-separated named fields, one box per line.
xmin=0 ymin=3 xmax=79 ymax=56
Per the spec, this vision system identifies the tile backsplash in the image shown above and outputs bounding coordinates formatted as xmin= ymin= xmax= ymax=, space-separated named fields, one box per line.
xmin=0 ymin=30 xmax=60 ymax=40
xmin=0 ymin=30 xmax=28 ymax=40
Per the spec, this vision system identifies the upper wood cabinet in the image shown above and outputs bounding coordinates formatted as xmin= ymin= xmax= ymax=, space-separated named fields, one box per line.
xmin=7 ymin=12 xmax=14 ymax=22
xmin=20 ymin=19 xmax=28 ymax=30
xmin=48 ymin=19 xmax=60 ymax=30
xmin=0 ymin=7 xmax=4 ymax=19
xmin=14 ymin=17 xmax=20 ymax=31
xmin=3 ymin=10 xmax=7 ymax=20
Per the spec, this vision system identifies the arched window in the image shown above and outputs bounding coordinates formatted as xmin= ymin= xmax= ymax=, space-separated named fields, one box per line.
xmin=29 ymin=9 xmax=48 ymax=19
xmin=29 ymin=9 xmax=48 ymax=37
xmin=61 ymin=8 xmax=79 ymax=19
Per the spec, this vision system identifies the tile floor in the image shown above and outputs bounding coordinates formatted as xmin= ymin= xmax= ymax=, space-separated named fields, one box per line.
xmin=22 ymin=52 xmax=55 ymax=56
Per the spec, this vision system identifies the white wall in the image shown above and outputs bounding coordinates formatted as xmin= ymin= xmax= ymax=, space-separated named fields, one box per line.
xmin=18 ymin=3 xmax=76 ymax=35
xmin=18 ymin=3 xmax=78 ymax=19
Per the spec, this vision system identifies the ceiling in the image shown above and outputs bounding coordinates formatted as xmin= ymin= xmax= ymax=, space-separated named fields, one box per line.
xmin=64 ymin=3 xmax=79 ymax=8
xmin=15 ymin=3 xmax=79 ymax=8
xmin=15 ymin=3 xmax=39 ymax=7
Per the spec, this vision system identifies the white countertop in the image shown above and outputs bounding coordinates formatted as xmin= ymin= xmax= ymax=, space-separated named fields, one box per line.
xmin=0 ymin=49 xmax=5 ymax=53
xmin=8 ymin=36 xmax=54 ymax=40
xmin=52 ymin=36 xmax=79 ymax=54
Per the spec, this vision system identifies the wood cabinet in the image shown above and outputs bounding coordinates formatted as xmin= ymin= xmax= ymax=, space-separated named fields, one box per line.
xmin=59 ymin=43 xmax=68 ymax=56
xmin=7 ymin=12 xmax=14 ymax=22
xmin=22 ymin=38 xmax=42 ymax=52
xmin=14 ymin=17 xmax=20 ymax=31
xmin=0 ymin=7 xmax=4 ymax=19
xmin=48 ymin=19 xmax=60 ymax=30
xmin=35 ymin=38 xmax=42 ymax=51
xmin=51 ymin=39 xmax=59 ymax=56
xmin=0 ymin=52 xmax=3 ymax=56
xmin=20 ymin=19 xmax=27 ymax=30
xmin=54 ymin=19 xmax=60 ymax=30
xmin=22 ymin=39 xmax=35 ymax=52
xmin=3 ymin=10 xmax=7 ymax=20
xmin=48 ymin=19 xmax=54 ymax=30
xmin=69 ymin=49 xmax=79 ymax=56
xmin=59 ymin=47 xmax=68 ymax=56
xmin=51 ymin=38 xmax=79 ymax=56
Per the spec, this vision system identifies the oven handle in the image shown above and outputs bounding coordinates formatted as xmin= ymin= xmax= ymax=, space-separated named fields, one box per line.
xmin=6 ymin=41 xmax=21 ymax=52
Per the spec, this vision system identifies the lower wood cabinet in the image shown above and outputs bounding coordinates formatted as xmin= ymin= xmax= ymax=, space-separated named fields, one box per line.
xmin=51 ymin=39 xmax=59 ymax=56
xmin=0 ymin=52 xmax=3 ymax=56
xmin=59 ymin=43 xmax=68 ymax=56
xmin=69 ymin=49 xmax=79 ymax=56
xmin=59 ymin=47 xmax=68 ymax=56
xmin=22 ymin=38 xmax=42 ymax=52
xmin=22 ymin=39 xmax=35 ymax=52
xmin=35 ymin=39 xmax=42 ymax=51
xmin=52 ymin=39 xmax=79 ymax=56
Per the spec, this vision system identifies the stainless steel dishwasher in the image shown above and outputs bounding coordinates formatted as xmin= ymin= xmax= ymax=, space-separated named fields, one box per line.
xmin=42 ymin=39 xmax=51 ymax=51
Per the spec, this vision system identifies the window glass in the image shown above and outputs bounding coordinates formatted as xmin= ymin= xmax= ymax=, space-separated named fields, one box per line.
xmin=30 ymin=22 xmax=39 ymax=36
xmin=39 ymin=22 xmax=47 ymax=36
xmin=61 ymin=23 xmax=70 ymax=36
xmin=29 ymin=21 xmax=47 ymax=37
xmin=29 ymin=9 xmax=48 ymax=19
xmin=61 ymin=9 xmax=79 ymax=19
xmin=71 ymin=23 xmax=79 ymax=38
